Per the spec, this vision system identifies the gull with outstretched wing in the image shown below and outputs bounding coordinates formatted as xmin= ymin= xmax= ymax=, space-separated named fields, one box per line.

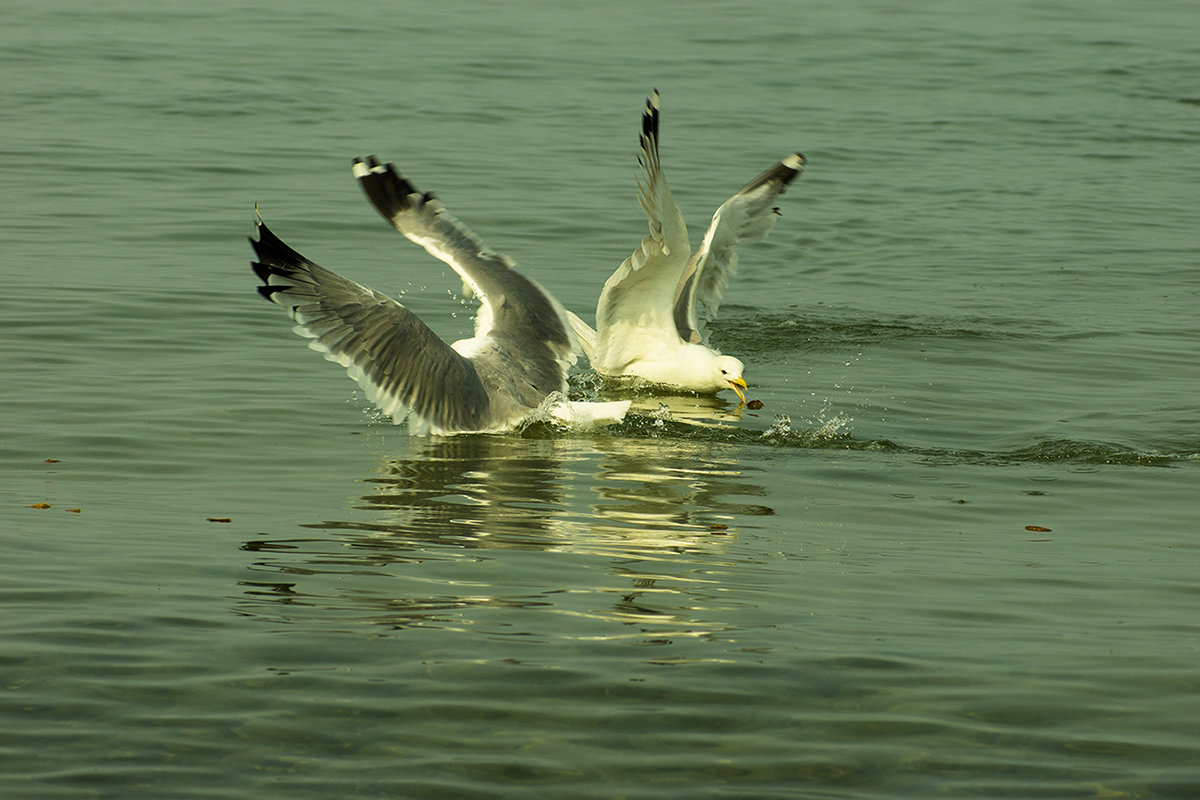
xmin=568 ymin=91 xmax=804 ymax=404
xmin=251 ymin=157 xmax=628 ymax=435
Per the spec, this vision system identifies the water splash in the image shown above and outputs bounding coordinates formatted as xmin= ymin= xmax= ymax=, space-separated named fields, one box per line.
xmin=518 ymin=391 xmax=574 ymax=434
xmin=567 ymin=370 xmax=606 ymax=402
xmin=806 ymin=405 xmax=854 ymax=441
xmin=650 ymin=402 xmax=674 ymax=430
xmin=759 ymin=413 xmax=792 ymax=441
xmin=350 ymin=390 xmax=390 ymax=425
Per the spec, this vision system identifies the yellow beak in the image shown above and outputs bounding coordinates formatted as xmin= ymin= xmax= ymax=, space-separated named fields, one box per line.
xmin=728 ymin=377 xmax=747 ymax=405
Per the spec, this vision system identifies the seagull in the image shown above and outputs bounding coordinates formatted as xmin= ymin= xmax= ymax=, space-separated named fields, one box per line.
xmin=250 ymin=157 xmax=629 ymax=435
xmin=567 ymin=91 xmax=805 ymax=404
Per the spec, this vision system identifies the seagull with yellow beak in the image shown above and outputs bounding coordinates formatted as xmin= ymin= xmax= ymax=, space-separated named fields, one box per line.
xmin=568 ymin=90 xmax=804 ymax=405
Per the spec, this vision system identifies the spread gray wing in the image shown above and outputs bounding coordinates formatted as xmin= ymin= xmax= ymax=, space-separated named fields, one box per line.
xmin=673 ymin=153 xmax=805 ymax=343
xmin=250 ymin=216 xmax=491 ymax=431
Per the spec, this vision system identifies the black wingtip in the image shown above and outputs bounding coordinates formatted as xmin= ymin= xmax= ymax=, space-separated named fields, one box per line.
xmin=255 ymin=281 xmax=279 ymax=300
xmin=353 ymin=155 xmax=426 ymax=223
xmin=763 ymin=153 xmax=807 ymax=189
xmin=777 ymin=153 xmax=806 ymax=186
xmin=250 ymin=258 xmax=272 ymax=284
xmin=641 ymin=90 xmax=660 ymax=146
xmin=248 ymin=212 xmax=308 ymax=266
xmin=247 ymin=210 xmax=320 ymax=306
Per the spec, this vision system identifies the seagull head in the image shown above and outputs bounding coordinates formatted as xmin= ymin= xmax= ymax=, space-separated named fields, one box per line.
xmin=714 ymin=355 xmax=747 ymax=404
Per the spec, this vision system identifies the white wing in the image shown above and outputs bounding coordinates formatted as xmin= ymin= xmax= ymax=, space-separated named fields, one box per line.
xmin=673 ymin=153 xmax=804 ymax=342
xmin=593 ymin=91 xmax=691 ymax=371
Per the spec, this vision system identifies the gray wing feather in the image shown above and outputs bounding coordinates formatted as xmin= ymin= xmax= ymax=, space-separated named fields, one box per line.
xmin=250 ymin=218 xmax=491 ymax=431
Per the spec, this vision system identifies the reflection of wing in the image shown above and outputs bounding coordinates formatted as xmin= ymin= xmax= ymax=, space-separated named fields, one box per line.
xmin=250 ymin=217 xmax=490 ymax=431
xmin=352 ymin=156 xmax=575 ymax=369
xmin=673 ymin=153 xmax=805 ymax=343
xmin=594 ymin=91 xmax=691 ymax=370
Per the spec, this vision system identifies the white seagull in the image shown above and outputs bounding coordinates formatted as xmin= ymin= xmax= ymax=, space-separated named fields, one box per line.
xmin=251 ymin=156 xmax=629 ymax=435
xmin=568 ymin=91 xmax=805 ymax=403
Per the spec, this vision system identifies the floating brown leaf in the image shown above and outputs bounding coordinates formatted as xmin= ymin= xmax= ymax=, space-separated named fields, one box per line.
xmin=28 ymin=502 xmax=51 ymax=509
xmin=66 ymin=508 xmax=82 ymax=514
xmin=1025 ymin=525 xmax=1052 ymax=532
xmin=207 ymin=517 xmax=233 ymax=523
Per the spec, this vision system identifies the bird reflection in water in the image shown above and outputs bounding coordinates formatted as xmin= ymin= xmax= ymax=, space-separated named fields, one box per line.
xmin=239 ymin=433 xmax=776 ymax=634
xmin=351 ymin=434 xmax=773 ymax=550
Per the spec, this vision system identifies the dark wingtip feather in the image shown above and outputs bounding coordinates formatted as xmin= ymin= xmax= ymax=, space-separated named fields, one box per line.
xmin=251 ymin=258 xmax=273 ymax=283
xmin=737 ymin=152 xmax=806 ymax=197
xmin=249 ymin=212 xmax=322 ymax=306
xmin=779 ymin=153 xmax=806 ymax=183
xmin=248 ymin=214 xmax=310 ymax=268
xmin=353 ymin=156 xmax=425 ymax=225
xmin=641 ymin=90 xmax=660 ymax=148
xmin=255 ymin=281 xmax=288 ymax=300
